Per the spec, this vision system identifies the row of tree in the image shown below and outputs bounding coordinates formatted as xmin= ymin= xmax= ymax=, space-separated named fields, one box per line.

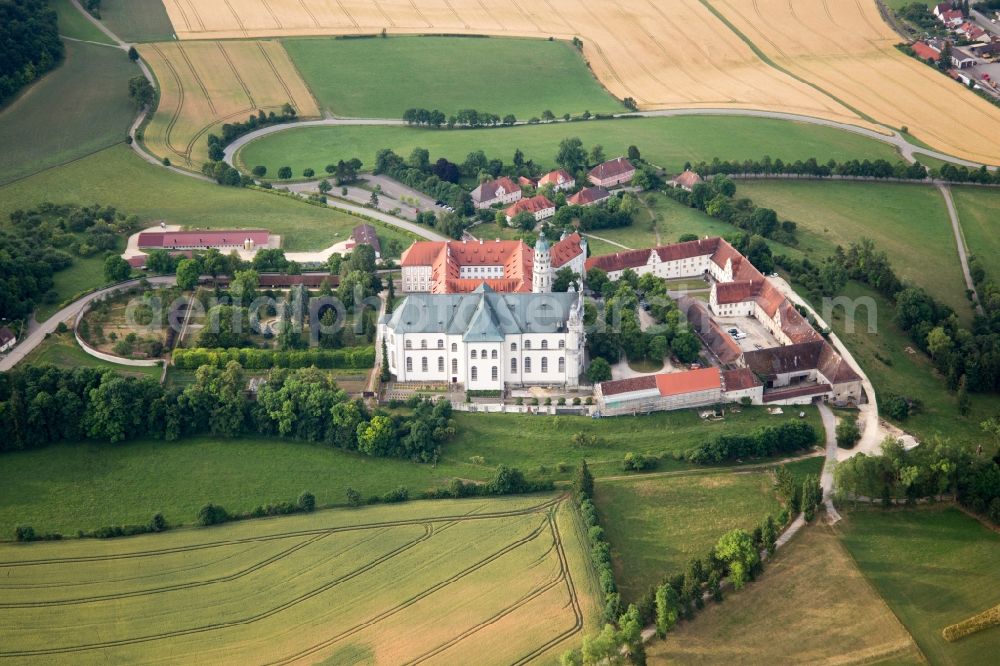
xmin=689 ymin=156 xmax=930 ymax=182
xmin=0 ymin=0 xmax=63 ymax=107
xmin=685 ymin=420 xmax=819 ymax=464
xmin=402 ymin=107 xmax=517 ymax=128
xmin=0 ymin=364 xmax=457 ymax=461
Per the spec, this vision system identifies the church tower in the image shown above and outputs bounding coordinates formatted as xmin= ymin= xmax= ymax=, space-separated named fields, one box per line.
xmin=532 ymin=231 xmax=553 ymax=293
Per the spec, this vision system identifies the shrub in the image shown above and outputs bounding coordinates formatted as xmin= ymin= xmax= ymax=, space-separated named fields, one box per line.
xmin=297 ymin=491 xmax=316 ymax=513
xmin=346 ymin=487 xmax=362 ymax=507
xmin=197 ymin=503 xmax=230 ymax=526
xmin=15 ymin=526 xmax=35 ymax=542
xmin=303 ymin=168 xmax=315 ymax=178
xmin=836 ymin=416 xmax=861 ymax=449
xmin=150 ymin=512 xmax=167 ymax=532
xmin=382 ymin=486 xmax=409 ymax=503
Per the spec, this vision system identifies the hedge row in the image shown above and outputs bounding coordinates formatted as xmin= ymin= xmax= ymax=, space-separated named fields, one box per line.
xmin=942 ymin=604 xmax=1000 ymax=642
xmin=173 ymin=347 xmax=375 ymax=370
xmin=687 ymin=421 xmax=818 ymax=464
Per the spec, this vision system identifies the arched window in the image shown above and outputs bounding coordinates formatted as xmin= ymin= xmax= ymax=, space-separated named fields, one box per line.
xmin=491 ymin=349 xmax=498 ymax=359
xmin=525 ymin=358 xmax=532 ymax=373
xmin=471 ymin=366 xmax=478 ymax=381
xmin=541 ymin=357 xmax=548 ymax=372
xmin=510 ymin=342 xmax=517 ymax=352
xmin=541 ymin=340 xmax=548 ymax=350
xmin=451 ymin=342 xmax=457 ymax=352
xmin=420 ymin=340 xmax=427 ymax=349
xmin=471 ymin=350 xmax=477 ymax=360
xmin=481 ymin=349 xmax=487 ymax=359
xmin=558 ymin=357 xmax=565 ymax=372
xmin=405 ymin=340 xmax=412 ymax=350
xmin=491 ymin=366 xmax=498 ymax=381
xmin=437 ymin=339 xmax=444 ymax=349
xmin=511 ymin=358 xmax=517 ymax=373
xmin=421 ymin=357 xmax=428 ymax=372
xmin=438 ymin=357 xmax=444 ymax=372
xmin=558 ymin=340 xmax=565 ymax=349
xmin=406 ymin=357 xmax=412 ymax=372
xmin=451 ymin=359 xmax=458 ymax=374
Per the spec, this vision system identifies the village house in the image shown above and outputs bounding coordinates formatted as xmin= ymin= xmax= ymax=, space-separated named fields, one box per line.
xmin=567 ymin=186 xmax=611 ymax=207
xmin=0 ymin=326 xmax=16 ymax=353
xmin=380 ymin=284 xmax=586 ymax=390
xmin=934 ymin=3 xmax=965 ymax=27
xmin=537 ymin=169 xmax=576 ymax=191
xmin=595 ymin=367 xmax=763 ymax=415
xmin=958 ymin=21 xmax=990 ymax=43
xmin=346 ymin=224 xmax=381 ymax=259
xmin=471 ymin=176 xmax=522 ymax=209
xmin=399 ymin=232 xmax=586 ymax=294
xmin=587 ymin=157 xmax=635 ymax=188
xmin=670 ymin=169 xmax=704 ymax=192
xmin=911 ymin=40 xmax=942 ymax=62
xmin=952 ymin=46 xmax=978 ymax=69
xmin=518 ymin=176 xmax=537 ymax=188
xmin=505 ymin=195 xmax=555 ymax=224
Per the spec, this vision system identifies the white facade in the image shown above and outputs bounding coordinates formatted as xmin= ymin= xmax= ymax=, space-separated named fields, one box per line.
xmin=533 ymin=233 xmax=553 ymax=294
xmin=401 ymin=264 xmax=432 ymax=293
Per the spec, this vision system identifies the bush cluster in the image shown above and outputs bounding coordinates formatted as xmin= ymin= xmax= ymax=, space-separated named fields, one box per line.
xmin=173 ymin=347 xmax=375 ymax=370
xmin=686 ymin=421 xmax=818 ymax=464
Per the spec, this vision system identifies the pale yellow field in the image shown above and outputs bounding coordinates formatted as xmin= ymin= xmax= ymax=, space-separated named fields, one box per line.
xmin=154 ymin=0 xmax=1000 ymax=164
xmin=0 ymin=495 xmax=600 ymax=664
xmin=140 ymin=39 xmax=319 ymax=168
xmin=709 ymin=0 xmax=1000 ymax=164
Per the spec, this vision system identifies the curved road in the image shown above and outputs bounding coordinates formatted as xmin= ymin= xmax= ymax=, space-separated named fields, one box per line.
xmin=0 ymin=277 xmax=177 ymax=373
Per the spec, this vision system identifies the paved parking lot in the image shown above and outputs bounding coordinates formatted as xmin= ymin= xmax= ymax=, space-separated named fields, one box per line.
xmin=713 ymin=314 xmax=780 ymax=352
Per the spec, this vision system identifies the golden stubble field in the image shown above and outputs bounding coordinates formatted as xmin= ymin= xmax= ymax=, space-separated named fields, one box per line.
xmin=152 ymin=0 xmax=1000 ymax=164
xmin=140 ymin=39 xmax=319 ymax=168
xmin=0 ymin=495 xmax=600 ymax=665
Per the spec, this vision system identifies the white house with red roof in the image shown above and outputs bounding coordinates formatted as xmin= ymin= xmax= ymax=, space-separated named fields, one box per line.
xmin=567 ymin=186 xmax=611 ymax=207
xmin=504 ymin=195 xmax=555 ymax=224
xmin=587 ymin=157 xmax=635 ymax=188
xmin=596 ymin=367 xmax=765 ymax=415
xmin=471 ymin=176 xmax=522 ymax=209
xmin=537 ymin=169 xmax=576 ymax=192
xmin=670 ymin=170 xmax=704 ymax=192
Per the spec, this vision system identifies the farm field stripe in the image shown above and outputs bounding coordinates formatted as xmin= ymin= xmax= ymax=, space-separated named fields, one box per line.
xmin=334 ymin=0 xmax=361 ymax=30
xmin=260 ymin=0 xmax=283 ymax=29
xmin=222 ymin=0 xmax=249 ymax=38
xmin=264 ymin=518 xmax=551 ymax=664
xmin=294 ymin=0 xmax=321 ymax=28
xmin=0 ymin=524 xmax=438 ymax=657
xmin=181 ymin=0 xmax=206 ymax=32
xmin=216 ymin=42 xmax=256 ymax=108
xmin=0 ymin=496 xmax=563 ymax=567
xmin=442 ymin=0 xmax=471 ymax=29
xmin=697 ymin=0 xmax=878 ymax=125
xmin=175 ymin=43 xmax=216 ymax=115
xmin=405 ymin=0 xmax=432 ymax=28
xmin=148 ymin=44 xmax=189 ymax=160
xmin=372 ymin=0 xmax=397 ymax=27
xmin=256 ymin=42 xmax=296 ymax=104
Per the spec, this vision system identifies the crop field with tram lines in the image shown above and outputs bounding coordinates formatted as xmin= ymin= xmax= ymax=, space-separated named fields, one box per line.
xmin=0 ymin=495 xmax=600 ymax=665
xmin=149 ymin=0 xmax=1000 ymax=164
xmin=139 ymin=40 xmax=320 ymax=168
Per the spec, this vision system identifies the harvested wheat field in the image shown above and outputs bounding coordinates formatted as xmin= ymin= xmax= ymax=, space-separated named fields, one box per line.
xmin=158 ymin=0 xmax=869 ymax=128
xmin=0 ymin=495 xmax=600 ymax=664
xmin=708 ymin=0 xmax=1000 ymax=164
xmin=140 ymin=40 xmax=319 ymax=168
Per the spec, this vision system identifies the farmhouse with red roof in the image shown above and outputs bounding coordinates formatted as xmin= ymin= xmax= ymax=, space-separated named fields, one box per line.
xmin=471 ymin=176 xmax=521 ymax=209
xmin=587 ymin=157 xmax=635 ymax=188
xmin=537 ymin=169 xmax=576 ymax=191
xmin=567 ymin=186 xmax=611 ymax=207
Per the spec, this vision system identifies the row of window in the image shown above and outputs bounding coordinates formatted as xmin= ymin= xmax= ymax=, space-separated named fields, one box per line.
xmin=403 ymin=356 xmax=566 ymax=375
xmin=403 ymin=339 xmax=565 ymax=351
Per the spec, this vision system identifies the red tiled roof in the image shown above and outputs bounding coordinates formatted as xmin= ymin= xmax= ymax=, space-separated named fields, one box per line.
xmin=136 ymin=230 xmax=268 ymax=248
xmin=715 ymin=280 xmax=757 ymax=304
xmin=401 ymin=239 xmax=534 ymax=293
xmin=551 ymin=233 xmax=584 ymax=269
xmin=518 ymin=176 xmax=537 ymax=187
xmin=586 ymin=237 xmax=723 ymax=273
xmin=537 ymin=169 xmax=574 ymax=188
xmin=351 ymin=224 xmax=381 ymax=253
xmin=912 ymin=41 xmax=941 ymax=61
xmin=600 ymin=375 xmax=658 ymax=396
xmin=673 ymin=170 xmax=703 ymax=189
xmin=588 ymin=157 xmax=634 ymax=181
xmin=568 ymin=186 xmax=611 ymax=206
xmin=654 ymin=368 xmax=721 ymax=397
xmin=722 ymin=368 xmax=760 ymax=392
xmin=505 ymin=195 xmax=554 ymax=218
xmin=472 ymin=176 xmax=519 ymax=202
xmin=126 ymin=255 xmax=148 ymax=268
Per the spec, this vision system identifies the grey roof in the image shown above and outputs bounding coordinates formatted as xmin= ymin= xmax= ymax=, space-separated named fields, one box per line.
xmin=535 ymin=230 xmax=549 ymax=253
xmin=387 ymin=283 xmax=577 ymax=341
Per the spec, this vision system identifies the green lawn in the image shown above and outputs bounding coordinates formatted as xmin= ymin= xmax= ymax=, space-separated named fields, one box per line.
xmin=839 ymin=507 xmax=1000 ymax=666
xmin=0 ymin=145 xmax=418 ymax=253
xmin=594 ymin=470 xmax=784 ymax=602
xmin=0 ymin=407 xmax=821 ymax=535
xmin=814 ymin=281 xmax=999 ymax=447
xmin=283 ymin=36 xmax=622 ymax=120
xmin=0 ymin=40 xmax=135 ymax=186
xmin=37 ymin=251 xmax=116 ymax=321
xmin=20 ymin=330 xmax=162 ymax=379
xmin=236 ymin=115 xmax=904 ymax=178
xmin=96 ymin=0 xmax=176 ymax=42
xmin=952 ymin=186 xmax=1000 ymax=280
xmin=51 ymin=0 xmax=116 ymax=44
xmin=738 ymin=180 xmax=971 ymax=319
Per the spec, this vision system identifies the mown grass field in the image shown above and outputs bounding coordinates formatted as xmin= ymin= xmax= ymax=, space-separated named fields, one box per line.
xmin=0 ymin=495 xmax=600 ymax=665
xmin=648 ymin=525 xmax=924 ymax=664
xmin=952 ymin=186 xmax=1000 ymax=280
xmin=0 ymin=146 xmax=416 ymax=253
xmin=236 ymin=115 xmax=903 ymax=177
xmin=814 ymin=281 xmax=999 ymax=447
xmin=738 ymin=180 xmax=970 ymax=319
xmin=839 ymin=506 xmax=1000 ymax=665
xmin=592 ymin=469 xmax=787 ymax=602
xmin=51 ymin=0 xmax=116 ymax=44
xmin=0 ymin=408 xmax=821 ymax=535
xmin=97 ymin=0 xmax=177 ymax=43
xmin=20 ymin=330 xmax=162 ymax=380
xmin=0 ymin=40 xmax=135 ymax=186
xmin=284 ymin=36 xmax=622 ymax=119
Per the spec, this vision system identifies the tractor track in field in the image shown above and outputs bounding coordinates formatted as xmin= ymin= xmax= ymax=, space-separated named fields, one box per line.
xmin=222 ymin=0 xmax=250 ymax=38
xmin=260 ymin=0 xmax=284 ymax=29
xmin=295 ymin=0 xmax=322 ymax=28
xmin=175 ymin=43 xmax=216 ymax=116
xmin=216 ymin=42 xmax=256 ymax=108
xmin=264 ymin=517 xmax=551 ymax=665
xmin=0 ymin=523 xmax=443 ymax=657
xmin=372 ymin=0 xmax=397 ymax=28
xmin=256 ymin=42 xmax=296 ymax=103
xmin=148 ymin=43 xmax=188 ymax=161
xmin=0 ymin=496 xmax=563 ymax=568
xmin=406 ymin=0 xmax=432 ymax=28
